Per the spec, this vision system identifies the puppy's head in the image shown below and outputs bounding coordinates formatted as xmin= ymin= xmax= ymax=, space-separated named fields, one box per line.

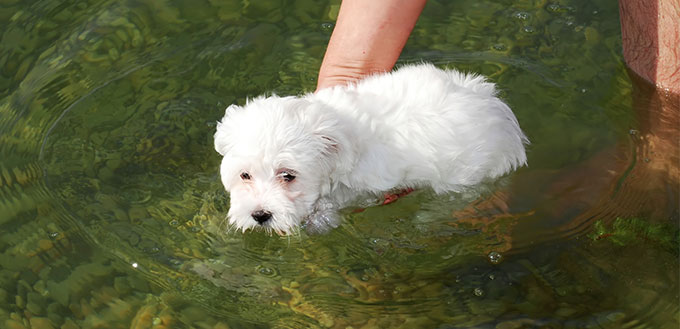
xmin=214 ymin=95 xmax=345 ymax=235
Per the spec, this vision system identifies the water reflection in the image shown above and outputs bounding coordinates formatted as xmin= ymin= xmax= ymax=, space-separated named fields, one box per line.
xmin=0 ymin=0 xmax=678 ymax=328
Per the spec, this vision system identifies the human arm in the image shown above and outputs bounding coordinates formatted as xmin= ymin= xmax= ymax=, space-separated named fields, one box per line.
xmin=619 ymin=0 xmax=680 ymax=93
xmin=316 ymin=0 xmax=427 ymax=91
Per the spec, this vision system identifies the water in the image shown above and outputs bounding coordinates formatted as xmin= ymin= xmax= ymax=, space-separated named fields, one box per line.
xmin=1 ymin=0 xmax=678 ymax=328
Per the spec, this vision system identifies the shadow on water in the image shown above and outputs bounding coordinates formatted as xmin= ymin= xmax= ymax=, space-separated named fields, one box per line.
xmin=0 ymin=0 xmax=678 ymax=328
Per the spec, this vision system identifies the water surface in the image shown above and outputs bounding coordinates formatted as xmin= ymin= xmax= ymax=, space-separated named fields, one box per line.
xmin=1 ymin=0 xmax=678 ymax=328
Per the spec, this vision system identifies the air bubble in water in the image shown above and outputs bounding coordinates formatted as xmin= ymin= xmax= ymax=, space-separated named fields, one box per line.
xmin=546 ymin=3 xmax=561 ymax=13
xmin=257 ymin=266 xmax=277 ymax=277
xmin=493 ymin=43 xmax=507 ymax=51
xmin=514 ymin=11 xmax=530 ymax=20
xmin=488 ymin=251 xmax=503 ymax=264
xmin=320 ymin=22 xmax=334 ymax=32
xmin=473 ymin=287 xmax=484 ymax=297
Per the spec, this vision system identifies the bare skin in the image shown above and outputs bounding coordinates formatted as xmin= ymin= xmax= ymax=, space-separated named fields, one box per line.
xmin=318 ymin=0 xmax=678 ymax=93
xmin=316 ymin=0 xmax=427 ymax=91
xmin=315 ymin=0 xmax=678 ymax=213
xmin=619 ymin=0 xmax=680 ymax=93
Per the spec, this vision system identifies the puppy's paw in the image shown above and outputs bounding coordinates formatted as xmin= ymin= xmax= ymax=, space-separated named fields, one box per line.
xmin=303 ymin=199 xmax=340 ymax=235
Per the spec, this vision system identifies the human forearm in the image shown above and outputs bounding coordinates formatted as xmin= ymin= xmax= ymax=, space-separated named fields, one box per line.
xmin=316 ymin=0 xmax=427 ymax=91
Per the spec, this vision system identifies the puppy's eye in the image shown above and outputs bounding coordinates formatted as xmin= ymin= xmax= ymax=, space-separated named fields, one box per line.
xmin=280 ymin=172 xmax=296 ymax=182
xmin=240 ymin=172 xmax=251 ymax=180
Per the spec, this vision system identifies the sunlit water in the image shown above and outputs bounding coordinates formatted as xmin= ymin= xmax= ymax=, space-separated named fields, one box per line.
xmin=1 ymin=0 xmax=678 ymax=328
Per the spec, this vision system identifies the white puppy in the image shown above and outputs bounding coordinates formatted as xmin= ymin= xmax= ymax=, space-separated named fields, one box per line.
xmin=215 ymin=63 xmax=528 ymax=235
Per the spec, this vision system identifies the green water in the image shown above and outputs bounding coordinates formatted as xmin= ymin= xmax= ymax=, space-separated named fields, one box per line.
xmin=1 ymin=0 xmax=678 ymax=328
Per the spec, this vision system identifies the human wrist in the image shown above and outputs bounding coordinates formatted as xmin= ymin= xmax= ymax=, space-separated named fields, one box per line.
xmin=316 ymin=58 xmax=393 ymax=90
xmin=315 ymin=0 xmax=426 ymax=91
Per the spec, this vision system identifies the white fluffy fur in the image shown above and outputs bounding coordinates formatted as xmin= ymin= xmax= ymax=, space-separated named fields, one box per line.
xmin=215 ymin=63 xmax=528 ymax=235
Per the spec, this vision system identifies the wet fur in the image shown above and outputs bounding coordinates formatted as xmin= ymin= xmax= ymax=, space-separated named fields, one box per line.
xmin=215 ymin=63 xmax=529 ymax=235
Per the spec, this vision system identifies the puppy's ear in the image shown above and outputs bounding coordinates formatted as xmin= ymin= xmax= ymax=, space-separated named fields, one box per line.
xmin=313 ymin=124 xmax=355 ymax=174
xmin=214 ymin=104 xmax=240 ymax=156
xmin=319 ymin=135 xmax=340 ymax=155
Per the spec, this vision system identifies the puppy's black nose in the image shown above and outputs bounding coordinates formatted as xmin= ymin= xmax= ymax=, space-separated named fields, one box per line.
xmin=251 ymin=210 xmax=272 ymax=224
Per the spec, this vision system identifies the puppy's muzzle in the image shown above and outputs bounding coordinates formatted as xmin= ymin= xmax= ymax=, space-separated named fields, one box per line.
xmin=251 ymin=210 xmax=272 ymax=224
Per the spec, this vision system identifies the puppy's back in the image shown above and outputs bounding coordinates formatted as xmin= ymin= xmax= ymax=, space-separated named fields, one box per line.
xmin=352 ymin=63 xmax=528 ymax=191
xmin=312 ymin=63 xmax=527 ymax=193
xmin=353 ymin=63 xmax=496 ymax=99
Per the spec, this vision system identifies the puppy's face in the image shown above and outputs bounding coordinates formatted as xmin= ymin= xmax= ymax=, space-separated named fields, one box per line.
xmin=214 ymin=96 xmax=341 ymax=235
